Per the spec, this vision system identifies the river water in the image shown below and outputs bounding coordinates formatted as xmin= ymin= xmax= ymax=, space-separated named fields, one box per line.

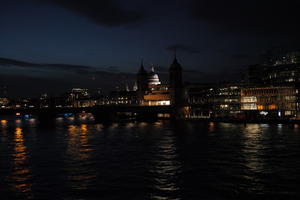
xmin=0 ymin=119 xmax=300 ymax=199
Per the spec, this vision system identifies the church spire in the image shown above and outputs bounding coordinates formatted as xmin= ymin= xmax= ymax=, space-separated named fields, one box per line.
xmin=141 ymin=58 xmax=144 ymax=68
xmin=151 ymin=64 xmax=155 ymax=72
xmin=170 ymin=53 xmax=182 ymax=70
xmin=138 ymin=58 xmax=147 ymax=74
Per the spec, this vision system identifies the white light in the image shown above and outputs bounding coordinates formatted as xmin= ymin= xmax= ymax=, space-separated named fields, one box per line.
xmin=259 ymin=111 xmax=268 ymax=116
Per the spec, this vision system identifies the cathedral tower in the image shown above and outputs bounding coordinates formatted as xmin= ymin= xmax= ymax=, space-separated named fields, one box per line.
xmin=169 ymin=55 xmax=183 ymax=106
xmin=136 ymin=59 xmax=148 ymax=103
xmin=136 ymin=59 xmax=148 ymax=92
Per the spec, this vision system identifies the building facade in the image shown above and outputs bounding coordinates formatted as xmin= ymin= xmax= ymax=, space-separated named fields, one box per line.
xmin=241 ymin=86 xmax=298 ymax=119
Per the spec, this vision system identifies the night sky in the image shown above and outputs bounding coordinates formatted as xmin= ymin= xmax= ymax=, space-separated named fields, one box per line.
xmin=1 ymin=0 xmax=300 ymax=97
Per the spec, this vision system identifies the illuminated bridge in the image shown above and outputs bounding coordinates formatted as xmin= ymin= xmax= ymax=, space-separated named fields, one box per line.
xmin=0 ymin=105 xmax=173 ymax=123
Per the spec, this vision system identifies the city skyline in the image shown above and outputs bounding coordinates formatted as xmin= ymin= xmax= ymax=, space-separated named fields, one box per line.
xmin=1 ymin=2 xmax=300 ymax=199
xmin=1 ymin=0 xmax=300 ymax=96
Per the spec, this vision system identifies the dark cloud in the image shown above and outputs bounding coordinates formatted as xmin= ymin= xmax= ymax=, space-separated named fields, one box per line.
xmin=166 ymin=43 xmax=200 ymax=54
xmin=36 ymin=0 xmax=145 ymax=26
xmin=0 ymin=57 xmax=94 ymax=72
xmin=231 ymin=54 xmax=253 ymax=60
xmin=0 ymin=57 xmax=139 ymax=97
xmin=105 ymin=66 xmax=120 ymax=73
xmin=189 ymin=0 xmax=300 ymax=34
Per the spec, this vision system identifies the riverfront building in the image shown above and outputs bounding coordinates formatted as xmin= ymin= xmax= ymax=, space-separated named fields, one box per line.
xmin=240 ymin=86 xmax=298 ymax=119
xmin=136 ymin=57 xmax=184 ymax=107
xmin=186 ymin=83 xmax=244 ymax=119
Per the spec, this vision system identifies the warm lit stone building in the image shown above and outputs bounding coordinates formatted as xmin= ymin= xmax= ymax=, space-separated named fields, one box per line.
xmin=136 ymin=57 xmax=184 ymax=107
xmin=241 ymin=86 xmax=298 ymax=119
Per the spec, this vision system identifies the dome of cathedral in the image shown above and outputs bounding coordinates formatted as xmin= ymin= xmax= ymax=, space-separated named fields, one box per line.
xmin=147 ymin=66 xmax=161 ymax=85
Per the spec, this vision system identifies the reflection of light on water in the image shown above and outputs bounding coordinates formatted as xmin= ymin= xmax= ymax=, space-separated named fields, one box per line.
xmin=209 ymin=122 xmax=215 ymax=132
xmin=10 ymin=127 xmax=33 ymax=198
xmin=67 ymin=117 xmax=75 ymax=121
xmin=242 ymin=124 xmax=265 ymax=192
xmin=1 ymin=119 xmax=8 ymax=127
xmin=126 ymin=122 xmax=135 ymax=129
xmin=66 ymin=125 xmax=79 ymax=157
xmin=219 ymin=123 xmax=234 ymax=128
xmin=79 ymin=124 xmax=92 ymax=157
xmin=150 ymin=132 xmax=181 ymax=199
xmin=244 ymin=124 xmax=262 ymax=136
xmin=277 ymin=124 xmax=284 ymax=134
xmin=154 ymin=121 xmax=163 ymax=127
xmin=260 ymin=124 xmax=269 ymax=128
xmin=28 ymin=118 xmax=36 ymax=126
xmin=80 ymin=124 xmax=88 ymax=132
xmin=138 ymin=122 xmax=148 ymax=128
xmin=67 ymin=124 xmax=93 ymax=159
xmin=56 ymin=117 xmax=64 ymax=121
xmin=95 ymin=124 xmax=103 ymax=131
xmin=66 ymin=124 xmax=96 ymax=190
xmin=0 ymin=120 xmax=8 ymax=137
xmin=68 ymin=125 xmax=78 ymax=133
xmin=1 ymin=120 xmax=8 ymax=134
xmin=110 ymin=123 xmax=119 ymax=129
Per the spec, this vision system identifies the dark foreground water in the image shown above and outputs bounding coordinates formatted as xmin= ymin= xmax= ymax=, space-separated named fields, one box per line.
xmin=1 ymin=119 xmax=300 ymax=199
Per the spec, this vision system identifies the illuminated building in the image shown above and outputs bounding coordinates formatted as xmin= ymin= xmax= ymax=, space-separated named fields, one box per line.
xmin=147 ymin=66 xmax=161 ymax=86
xmin=71 ymin=88 xmax=90 ymax=98
xmin=143 ymin=84 xmax=170 ymax=106
xmin=133 ymin=82 xmax=138 ymax=91
xmin=107 ymin=91 xmax=138 ymax=105
xmin=246 ymin=51 xmax=300 ymax=86
xmin=136 ymin=60 xmax=172 ymax=106
xmin=241 ymin=86 xmax=297 ymax=119
xmin=66 ymin=88 xmax=94 ymax=107
xmin=246 ymin=64 xmax=300 ymax=86
xmin=186 ymin=83 xmax=243 ymax=119
xmin=186 ymin=84 xmax=213 ymax=118
xmin=264 ymin=50 xmax=300 ymax=66
xmin=0 ymin=97 xmax=9 ymax=108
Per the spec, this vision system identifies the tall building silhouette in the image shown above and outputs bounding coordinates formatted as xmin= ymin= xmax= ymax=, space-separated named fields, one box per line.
xmin=136 ymin=59 xmax=148 ymax=91
xmin=136 ymin=59 xmax=148 ymax=102
xmin=169 ymin=55 xmax=184 ymax=107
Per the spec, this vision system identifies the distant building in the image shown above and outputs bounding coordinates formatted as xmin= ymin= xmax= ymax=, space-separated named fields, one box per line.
xmin=169 ymin=56 xmax=184 ymax=107
xmin=0 ymin=97 xmax=9 ymax=108
xmin=246 ymin=51 xmax=300 ymax=86
xmin=246 ymin=64 xmax=300 ymax=86
xmin=143 ymin=84 xmax=170 ymax=106
xmin=136 ymin=61 xmax=171 ymax=106
xmin=66 ymin=88 xmax=94 ymax=107
xmin=186 ymin=83 xmax=244 ymax=119
xmin=135 ymin=55 xmax=187 ymax=109
xmin=106 ymin=91 xmax=138 ymax=105
xmin=241 ymin=86 xmax=298 ymax=119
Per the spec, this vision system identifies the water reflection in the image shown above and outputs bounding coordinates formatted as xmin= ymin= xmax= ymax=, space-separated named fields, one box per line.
xmin=150 ymin=131 xmax=182 ymax=200
xmin=0 ymin=120 xmax=8 ymax=138
xmin=241 ymin=124 xmax=265 ymax=193
xmin=65 ymin=124 xmax=96 ymax=191
xmin=0 ymin=121 xmax=299 ymax=199
xmin=79 ymin=124 xmax=93 ymax=159
xmin=1 ymin=119 xmax=8 ymax=126
xmin=10 ymin=127 xmax=33 ymax=198
xmin=208 ymin=122 xmax=216 ymax=132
